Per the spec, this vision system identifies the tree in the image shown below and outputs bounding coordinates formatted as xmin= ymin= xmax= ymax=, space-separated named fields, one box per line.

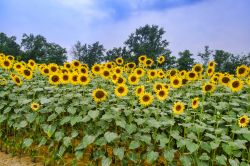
xmin=213 ymin=50 xmax=231 ymax=72
xmin=21 ymin=33 xmax=67 ymax=64
xmin=197 ymin=46 xmax=212 ymax=66
xmin=0 ymin=32 xmax=21 ymax=57
xmin=71 ymin=41 xmax=105 ymax=67
xmin=105 ymin=47 xmax=132 ymax=62
xmin=124 ymin=24 xmax=170 ymax=63
xmin=177 ymin=50 xmax=195 ymax=71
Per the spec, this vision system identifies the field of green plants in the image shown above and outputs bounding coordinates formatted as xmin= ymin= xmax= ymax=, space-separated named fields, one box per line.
xmin=0 ymin=53 xmax=249 ymax=166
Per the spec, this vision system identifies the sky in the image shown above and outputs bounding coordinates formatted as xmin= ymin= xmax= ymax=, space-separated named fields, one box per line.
xmin=1 ymin=0 xmax=250 ymax=59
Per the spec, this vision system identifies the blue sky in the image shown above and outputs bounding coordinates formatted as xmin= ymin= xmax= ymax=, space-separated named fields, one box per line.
xmin=1 ymin=0 xmax=250 ymax=59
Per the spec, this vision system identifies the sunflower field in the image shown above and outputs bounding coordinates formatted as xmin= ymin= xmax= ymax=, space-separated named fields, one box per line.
xmin=0 ymin=53 xmax=249 ymax=166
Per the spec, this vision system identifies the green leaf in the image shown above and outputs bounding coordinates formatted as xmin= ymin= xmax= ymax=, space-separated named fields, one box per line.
xmin=210 ymin=140 xmax=220 ymax=149
xmin=171 ymin=130 xmax=182 ymax=140
xmin=67 ymin=107 xmax=77 ymax=115
xmin=63 ymin=137 xmax=72 ymax=147
xmin=55 ymin=131 xmax=64 ymax=142
xmin=146 ymin=151 xmax=159 ymax=163
xmin=88 ymin=110 xmax=99 ymax=120
xmin=139 ymin=134 xmax=151 ymax=145
xmin=23 ymin=138 xmax=33 ymax=148
xmin=201 ymin=142 xmax=211 ymax=153
xmin=164 ymin=149 xmax=175 ymax=162
xmin=40 ymin=98 xmax=51 ymax=104
xmin=38 ymin=137 xmax=47 ymax=147
xmin=229 ymin=159 xmax=239 ymax=166
xmin=102 ymin=157 xmax=112 ymax=166
xmin=113 ymin=147 xmax=124 ymax=160
xmin=148 ymin=118 xmax=161 ymax=128
xmin=60 ymin=116 xmax=71 ymax=125
xmin=47 ymin=113 xmax=57 ymax=122
xmin=75 ymin=151 xmax=83 ymax=160
xmin=26 ymin=113 xmax=36 ymax=123
xmin=55 ymin=107 xmax=65 ymax=114
xmin=186 ymin=142 xmax=199 ymax=153
xmin=216 ymin=155 xmax=227 ymax=166
xmin=222 ymin=143 xmax=233 ymax=155
xmin=116 ymin=120 xmax=126 ymax=129
xmin=180 ymin=155 xmax=191 ymax=166
xmin=18 ymin=120 xmax=28 ymax=129
xmin=75 ymin=135 xmax=96 ymax=151
xmin=125 ymin=124 xmax=137 ymax=134
xmin=70 ymin=116 xmax=82 ymax=126
xmin=199 ymin=153 xmax=210 ymax=161
xmin=104 ymin=132 xmax=118 ymax=143
xmin=58 ymin=145 xmax=66 ymax=158
xmin=129 ymin=140 xmax=140 ymax=149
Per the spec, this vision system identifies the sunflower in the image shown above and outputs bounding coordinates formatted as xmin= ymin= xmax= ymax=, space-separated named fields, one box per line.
xmin=22 ymin=68 xmax=33 ymax=80
xmin=138 ymin=55 xmax=147 ymax=64
xmin=49 ymin=73 xmax=61 ymax=85
xmin=192 ymin=64 xmax=203 ymax=74
xmin=78 ymin=67 xmax=88 ymax=75
xmin=157 ymin=56 xmax=165 ymax=64
xmin=156 ymin=88 xmax=168 ymax=101
xmin=41 ymin=67 xmax=50 ymax=76
xmin=72 ymin=60 xmax=81 ymax=68
xmin=182 ymin=78 xmax=188 ymax=85
xmin=153 ymin=82 xmax=164 ymax=92
xmin=114 ymin=67 xmax=123 ymax=75
xmin=6 ymin=55 xmax=14 ymax=61
xmin=202 ymin=83 xmax=215 ymax=94
xmin=206 ymin=67 xmax=215 ymax=77
xmin=186 ymin=71 xmax=198 ymax=81
xmin=219 ymin=74 xmax=231 ymax=86
xmin=101 ymin=69 xmax=111 ymax=79
xmin=31 ymin=102 xmax=40 ymax=111
xmin=164 ymin=84 xmax=170 ymax=91
xmin=147 ymin=69 xmax=157 ymax=80
xmin=169 ymin=69 xmax=178 ymax=77
xmin=11 ymin=75 xmax=22 ymax=86
xmin=116 ymin=76 xmax=126 ymax=85
xmin=91 ymin=64 xmax=102 ymax=75
xmin=238 ymin=115 xmax=249 ymax=128
xmin=78 ymin=74 xmax=90 ymax=86
xmin=179 ymin=70 xmax=187 ymax=78
xmin=61 ymin=73 xmax=70 ymax=84
xmin=64 ymin=62 xmax=72 ymax=69
xmin=172 ymin=101 xmax=185 ymax=115
xmin=116 ymin=57 xmax=124 ymax=65
xmin=208 ymin=61 xmax=216 ymax=68
xmin=105 ymin=62 xmax=113 ymax=70
xmin=144 ymin=58 xmax=154 ymax=67
xmin=191 ymin=97 xmax=199 ymax=109
xmin=134 ymin=68 xmax=145 ymax=77
xmin=246 ymin=76 xmax=250 ymax=86
xmin=236 ymin=65 xmax=249 ymax=78
xmin=49 ymin=64 xmax=59 ymax=73
xmin=1 ymin=59 xmax=12 ymax=70
xmin=210 ymin=75 xmax=219 ymax=84
xmin=128 ymin=74 xmax=139 ymax=85
xmin=170 ymin=77 xmax=182 ymax=89
xmin=92 ymin=88 xmax=108 ymax=102
xmin=28 ymin=59 xmax=36 ymax=70
xmin=139 ymin=93 xmax=154 ymax=107
xmin=135 ymin=85 xmax=145 ymax=97
xmin=157 ymin=70 xmax=165 ymax=78
xmin=127 ymin=62 xmax=136 ymax=70
xmin=13 ymin=62 xmax=24 ymax=72
xmin=229 ymin=79 xmax=243 ymax=92
xmin=115 ymin=84 xmax=128 ymax=97
xmin=70 ymin=73 xmax=79 ymax=85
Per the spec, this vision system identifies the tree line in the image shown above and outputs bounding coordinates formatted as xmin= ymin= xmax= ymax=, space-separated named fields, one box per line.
xmin=1 ymin=24 xmax=249 ymax=73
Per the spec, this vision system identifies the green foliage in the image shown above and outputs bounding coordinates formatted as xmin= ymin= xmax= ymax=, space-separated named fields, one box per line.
xmin=0 ymin=32 xmax=21 ymax=57
xmin=177 ymin=50 xmax=195 ymax=70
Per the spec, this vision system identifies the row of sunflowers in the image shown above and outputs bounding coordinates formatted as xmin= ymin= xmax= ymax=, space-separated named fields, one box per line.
xmin=0 ymin=52 xmax=250 ymax=166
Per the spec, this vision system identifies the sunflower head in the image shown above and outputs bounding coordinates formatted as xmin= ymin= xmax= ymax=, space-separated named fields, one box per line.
xmin=116 ymin=57 xmax=124 ymax=65
xmin=92 ymin=64 xmax=102 ymax=75
xmin=78 ymin=74 xmax=90 ymax=86
xmin=101 ymin=69 xmax=111 ymax=79
xmin=147 ymin=69 xmax=157 ymax=79
xmin=64 ymin=62 xmax=72 ymax=69
xmin=22 ymin=68 xmax=33 ymax=80
xmin=115 ymin=84 xmax=128 ymax=97
xmin=135 ymin=85 xmax=145 ymax=97
xmin=116 ymin=76 xmax=126 ymax=85
xmin=238 ymin=115 xmax=249 ymax=128
xmin=92 ymin=88 xmax=108 ymax=103
xmin=202 ymin=83 xmax=215 ymax=94
xmin=208 ymin=61 xmax=216 ymax=68
xmin=157 ymin=56 xmax=165 ymax=64
xmin=72 ymin=60 xmax=81 ymax=68
xmin=1 ymin=59 xmax=12 ymax=70
xmin=114 ymin=67 xmax=123 ymax=75
xmin=61 ymin=73 xmax=70 ymax=84
xmin=172 ymin=101 xmax=185 ymax=115
xmin=153 ymin=82 xmax=164 ymax=92
xmin=170 ymin=77 xmax=182 ymax=89
xmin=49 ymin=73 xmax=61 ymax=85
xmin=11 ymin=75 xmax=22 ymax=86
xmin=138 ymin=55 xmax=147 ymax=63
xmin=191 ymin=97 xmax=199 ymax=109
xmin=144 ymin=58 xmax=154 ymax=67
xmin=192 ymin=64 xmax=203 ymax=73
xmin=139 ymin=92 xmax=154 ymax=107
xmin=128 ymin=74 xmax=139 ymax=85
xmin=134 ymin=68 xmax=145 ymax=77
xmin=236 ymin=65 xmax=249 ymax=78
xmin=229 ymin=79 xmax=243 ymax=92
xmin=157 ymin=70 xmax=165 ymax=78
xmin=187 ymin=71 xmax=198 ymax=81
xmin=156 ymin=88 xmax=168 ymax=101
xmin=206 ymin=67 xmax=215 ymax=77
xmin=31 ymin=102 xmax=40 ymax=111
xmin=220 ymin=74 xmax=231 ymax=86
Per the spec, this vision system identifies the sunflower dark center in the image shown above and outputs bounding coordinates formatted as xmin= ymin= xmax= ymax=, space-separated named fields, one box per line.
xmin=222 ymin=77 xmax=230 ymax=83
xmin=195 ymin=66 xmax=201 ymax=72
xmin=143 ymin=95 xmax=150 ymax=102
xmin=208 ymin=69 xmax=212 ymax=73
xmin=94 ymin=66 xmax=100 ymax=72
xmin=4 ymin=61 xmax=10 ymax=66
xmin=137 ymin=88 xmax=142 ymax=94
xmin=238 ymin=68 xmax=245 ymax=74
xmin=63 ymin=75 xmax=69 ymax=81
xmin=189 ymin=73 xmax=195 ymax=78
xmin=205 ymin=85 xmax=212 ymax=91
xmin=150 ymin=72 xmax=155 ymax=76
xmin=44 ymin=69 xmax=49 ymax=73
xmin=173 ymin=79 xmax=179 ymax=85
xmin=128 ymin=64 xmax=134 ymax=68
xmin=156 ymin=84 xmax=162 ymax=90
xmin=116 ymin=69 xmax=121 ymax=73
xmin=131 ymin=76 xmax=136 ymax=82
xmin=80 ymin=76 xmax=87 ymax=82
xmin=104 ymin=71 xmax=110 ymax=76
xmin=117 ymin=77 xmax=123 ymax=83
xmin=74 ymin=62 xmax=80 ymax=66
xmin=51 ymin=67 xmax=57 ymax=72
xmin=24 ymin=70 xmax=31 ymax=76
xmin=118 ymin=87 xmax=125 ymax=93
xmin=176 ymin=105 xmax=181 ymax=111
xmin=137 ymin=70 xmax=142 ymax=75
xmin=232 ymin=81 xmax=239 ymax=88
xmin=146 ymin=60 xmax=151 ymax=65
xmin=159 ymin=91 xmax=165 ymax=97
xmin=15 ymin=77 xmax=20 ymax=83
xmin=96 ymin=91 xmax=105 ymax=98
xmin=33 ymin=105 xmax=38 ymax=108
xmin=193 ymin=100 xmax=197 ymax=105
xmin=52 ymin=75 xmax=59 ymax=82
xmin=240 ymin=118 xmax=245 ymax=123
xmin=72 ymin=76 xmax=78 ymax=81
